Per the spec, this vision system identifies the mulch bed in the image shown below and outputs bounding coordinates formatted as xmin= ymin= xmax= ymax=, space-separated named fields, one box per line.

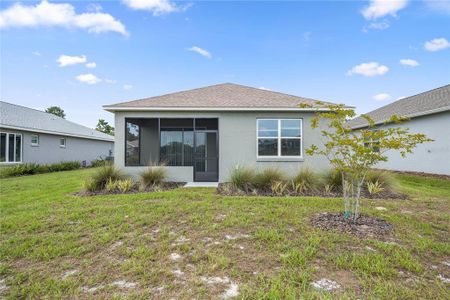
xmin=74 ymin=182 xmax=185 ymax=197
xmin=217 ymin=183 xmax=408 ymax=200
xmin=310 ymin=212 xmax=393 ymax=239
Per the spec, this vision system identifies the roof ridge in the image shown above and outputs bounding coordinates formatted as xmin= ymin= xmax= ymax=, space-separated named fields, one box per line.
xmin=106 ymin=82 xmax=232 ymax=107
xmin=1 ymin=100 xmax=66 ymax=120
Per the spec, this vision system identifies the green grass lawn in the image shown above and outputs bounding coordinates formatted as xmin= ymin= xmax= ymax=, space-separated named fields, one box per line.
xmin=1 ymin=169 xmax=449 ymax=299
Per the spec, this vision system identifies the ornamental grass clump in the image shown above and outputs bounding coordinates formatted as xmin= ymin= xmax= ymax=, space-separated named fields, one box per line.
xmin=292 ymin=167 xmax=322 ymax=193
xmin=253 ymin=168 xmax=285 ymax=191
xmin=86 ymin=164 xmax=124 ymax=191
xmin=140 ymin=166 xmax=167 ymax=189
xmin=365 ymin=169 xmax=395 ymax=191
xmin=230 ymin=165 xmax=255 ymax=192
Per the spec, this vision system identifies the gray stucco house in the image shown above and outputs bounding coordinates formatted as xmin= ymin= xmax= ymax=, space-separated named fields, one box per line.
xmin=0 ymin=101 xmax=114 ymax=166
xmin=349 ymin=84 xmax=450 ymax=176
xmin=104 ymin=83 xmax=344 ymax=182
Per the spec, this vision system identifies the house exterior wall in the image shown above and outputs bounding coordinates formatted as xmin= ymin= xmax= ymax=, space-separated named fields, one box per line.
xmin=114 ymin=111 xmax=330 ymax=182
xmin=0 ymin=128 xmax=114 ymax=165
xmin=375 ymin=111 xmax=450 ymax=175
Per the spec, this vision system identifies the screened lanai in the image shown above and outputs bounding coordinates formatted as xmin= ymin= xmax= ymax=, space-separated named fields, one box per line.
xmin=125 ymin=118 xmax=219 ymax=182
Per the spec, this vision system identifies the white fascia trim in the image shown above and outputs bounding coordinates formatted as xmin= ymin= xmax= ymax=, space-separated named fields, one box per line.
xmin=0 ymin=125 xmax=114 ymax=142
xmin=103 ymin=106 xmax=337 ymax=112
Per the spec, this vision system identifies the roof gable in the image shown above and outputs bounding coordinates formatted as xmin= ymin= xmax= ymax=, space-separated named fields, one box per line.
xmin=0 ymin=101 xmax=114 ymax=141
xmin=104 ymin=83 xmax=342 ymax=111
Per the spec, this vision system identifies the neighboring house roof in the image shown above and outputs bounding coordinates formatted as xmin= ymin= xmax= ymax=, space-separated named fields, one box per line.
xmin=104 ymin=83 xmax=346 ymax=111
xmin=0 ymin=101 xmax=114 ymax=142
xmin=349 ymin=84 xmax=450 ymax=129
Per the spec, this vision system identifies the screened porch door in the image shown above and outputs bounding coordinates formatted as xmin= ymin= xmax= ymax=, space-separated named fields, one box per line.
xmin=193 ymin=131 xmax=218 ymax=182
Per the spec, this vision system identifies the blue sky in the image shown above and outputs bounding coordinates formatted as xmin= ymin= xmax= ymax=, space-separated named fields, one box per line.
xmin=1 ymin=0 xmax=449 ymax=128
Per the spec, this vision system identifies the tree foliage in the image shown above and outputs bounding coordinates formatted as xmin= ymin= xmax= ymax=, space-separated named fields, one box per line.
xmin=45 ymin=106 xmax=66 ymax=118
xmin=96 ymin=119 xmax=115 ymax=136
xmin=306 ymin=104 xmax=432 ymax=221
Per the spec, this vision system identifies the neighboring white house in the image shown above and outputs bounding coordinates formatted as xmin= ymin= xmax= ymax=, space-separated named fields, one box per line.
xmin=0 ymin=101 xmax=114 ymax=166
xmin=349 ymin=85 xmax=450 ymax=176
xmin=104 ymin=83 xmax=351 ymax=182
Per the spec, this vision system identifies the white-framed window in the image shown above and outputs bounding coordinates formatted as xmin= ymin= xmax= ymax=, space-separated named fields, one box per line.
xmin=31 ymin=134 xmax=39 ymax=146
xmin=59 ymin=138 xmax=66 ymax=148
xmin=257 ymin=119 xmax=302 ymax=158
xmin=0 ymin=132 xmax=22 ymax=163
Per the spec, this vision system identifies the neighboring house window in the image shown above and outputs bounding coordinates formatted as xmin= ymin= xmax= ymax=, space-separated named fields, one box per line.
xmin=0 ymin=132 xmax=22 ymax=163
xmin=125 ymin=121 xmax=140 ymax=166
xmin=257 ymin=119 xmax=302 ymax=157
xmin=364 ymin=130 xmax=380 ymax=153
xmin=31 ymin=135 xmax=39 ymax=146
xmin=59 ymin=138 xmax=66 ymax=148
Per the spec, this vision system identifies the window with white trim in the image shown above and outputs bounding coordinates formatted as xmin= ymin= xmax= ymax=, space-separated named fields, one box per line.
xmin=59 ymin=138 xmax=66 ymax=148
xmin=257 ymin=119 xmax=302 ymax=157
xmin=31 ymin=135 xmax=39 ymax=146
xmin=0 ymin=132 xmax=22 ymax=163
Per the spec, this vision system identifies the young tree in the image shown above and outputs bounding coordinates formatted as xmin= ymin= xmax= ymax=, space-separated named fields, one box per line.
xmin=306 ymin=104 xmax=432 ymax=222
xmin=96 ymin=119 xmax=115 ymax=136
xmin=45 ymin=106 xmax=66 ymax=118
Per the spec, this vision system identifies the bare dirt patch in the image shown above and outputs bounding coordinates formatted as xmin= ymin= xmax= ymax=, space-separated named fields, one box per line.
xmin=310 ymin=212 xmax=393 ymax=239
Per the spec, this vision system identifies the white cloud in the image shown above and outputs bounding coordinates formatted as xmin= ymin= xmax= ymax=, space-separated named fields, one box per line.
xmin=104 ymin=79 xmax=117 ymax=84
xmin=123 ymin=0 xmax=190 ymax=15
xmin=367 ymin=20 xmax=390 ymax=30
xmin=0 ymin=1 xmax=127 ymax=36
xmin=76 ymin=73 xmax=101 ymax=84
xmin=424 ymin=38 xmax=450 ymax=52
xmin=57 ymin=54 xmax=87 ymax=67
xmin=123 ymin=84 xmax=133 ymax=90
xmin=373 ymin=93 xmax=392 ymax=101
xmin=347 ymin=62 xmax=389 ymax=77
xmin=188 ymin=46 xmax=212 ymax=59
xmin=362 ymin=0 xmax=408 ymax=20
xmin=400 ymin=58 xmax=419 ymax=67
xmin=86 ymin=62 xmax=96 ymax=68
xmin=259 ymin=87 xmax=272 ymax=91
xmin=33 ymin=51 xmax=41 ymax=56
xmin=424 ymin=0 xmax=450 ymax=14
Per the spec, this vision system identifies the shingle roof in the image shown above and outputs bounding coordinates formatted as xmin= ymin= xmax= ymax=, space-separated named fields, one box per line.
xmin=0 ymin=101 xmax=114 ymax=142
xmin=348 ymin=84 xmax=450 ymax=129
xmin=104 ymin=83 xmax=343 ymax=111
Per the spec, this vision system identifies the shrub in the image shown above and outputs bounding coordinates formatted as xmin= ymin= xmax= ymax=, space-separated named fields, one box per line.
xmin=140 ymin=167 xmax=166 ymax=189
xmin=271 ymin=181 xmax=288 ymax=196
xmin=365 ymin=169 xmax=395 ymax=191
xmin=88 ymin=165 xmax=124 ymax=191
xmin=253 ymin=168 xmax=285 ymax=190
xmin=105 ymin=178 xmax=118 ymax=192
xmin=117 ymin=179 xmax=135 ymax=193
xmin=366 ymin=180 xmax=384 ymax=195
xmin=83 ymin=178 xmax=98 ymax=192
xmin=292 ymin=167 xmax=321 ymax=192
xmin=0 ymin=161 xmax=81 ymax=178
xmin=91 ymin=159 xmax=108 ymax=167
xmin=230 ymin=166 xmax=255 ymax=192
